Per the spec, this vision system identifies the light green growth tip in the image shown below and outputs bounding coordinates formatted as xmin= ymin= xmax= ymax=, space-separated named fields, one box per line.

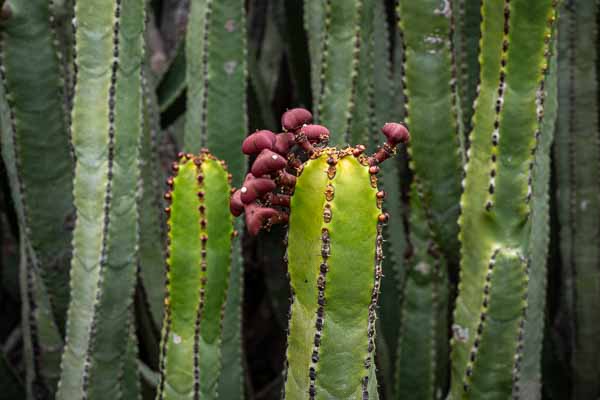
xmin=284 ymin=146 xmax=387 ymax=400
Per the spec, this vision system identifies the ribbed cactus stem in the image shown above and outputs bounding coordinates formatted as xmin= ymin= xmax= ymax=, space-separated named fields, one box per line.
xmin=396 ymin=0 xmax=463 ymax=263
xmin=56 ymin=0 xmax=145 ymax=398
xmin=554 ymin=1 xmax=600 ymax=398
xmin=157 ymin=153 xmax=235 ymax=400
xmin=185 ymin=0 xmax=246 ymax=186
xmin=232 ymin=108 xmax=408 ymax=400
xmin=306 ymin=0 xmax=377 ymax=145
xmin=0 ymin=0 xmax=75 ymax=334
xmin=450 ymin=0 xmax=557 ymax=398
xmin=394 ymin=187 xmax=449 ymax=400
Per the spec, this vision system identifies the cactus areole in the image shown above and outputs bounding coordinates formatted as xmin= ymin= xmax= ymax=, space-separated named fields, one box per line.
xmin=231 ymin=108 xmax=409 ymax=399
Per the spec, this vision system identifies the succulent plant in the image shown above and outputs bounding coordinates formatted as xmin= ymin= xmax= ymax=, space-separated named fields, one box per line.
xmin=231 ymin=108 xmax=408 ymax=399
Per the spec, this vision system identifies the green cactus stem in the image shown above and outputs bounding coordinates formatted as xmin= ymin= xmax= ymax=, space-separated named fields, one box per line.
xmin=394 ymin=188 xmax=448 ymax=400
xmin=56 ymin=0 xmax=145 ymax=398
xmin=232 ymin=108 xmax=409 ymax=399
xmin=305 ymin=0 xmax=375 ymax=145
xmin=185 ymin=6 xmax=247 ymax=394
xmin=455 ymin=0 xmax=482 ymax=134
xmin=554 ymin=1 xmax=600 ymax=398
xmin=450 ymin=0 xmax=557 ymax=398
xmin=396 ymin=0 xmax=463 ymax=263
xmin=0 ymin=0 xmax=75 ymax=334
xmin=138 ymin=69 xmax=168 ymax=331
xmin=185 ymin=0 xmax=246 ymax=186
xmin=156 ymin=152 xmax=235 ymax=400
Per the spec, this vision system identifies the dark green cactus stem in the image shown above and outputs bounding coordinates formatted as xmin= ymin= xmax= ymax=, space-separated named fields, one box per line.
xmin=394 ymin=187 xmax=448 ymax=400
xmin=0 ymin=0 xmax=75 ymax=333
xmin=56 ymin=0 xmax=145 ymax=398
xmin=396 ymin=0 xmax=463 ymax=263
xmin=450 ymin=0 xmax=557 ymax=398
xmin=283 ymin=148 xmax=385 ymax=400
xmin=555 ymin=1 xmax=600 ymax=398
xmin=370 ymin=2 xmax=408 ymax=395
xmin=185 ymin=0 xmax=247 ymax=186
xmin=306 ymin=0 xmax=374 ymax=145
xmin=139 ymin=68 xmax=168 ymax=330
xmin=122 ymin=319 xmax=141 ymax=400
xmin=0 ymin=352 xmax=24 ymax=400
xmin=520 ymin=36 xmax=558 ymax=398
xmin=455 ymin=0 xmax=482 ymax=133
xmin=156 ymin=153 xmax=234 ymax=400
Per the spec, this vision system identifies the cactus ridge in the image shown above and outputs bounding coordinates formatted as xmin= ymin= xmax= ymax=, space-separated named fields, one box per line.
xmin=459 ymin=249 xmax=528 ymax=398
xmin=139 ymin=70 xmax=168 ymax=329
xmin=448 ymin=0 xmax=467 ymax=164
xmin=456 ymin=0 xmax=482 ymax=134
xmin=81 ymin=0 xmax=122 ymax=390
xmin=157 ymin=153 xmax=234 ymax=400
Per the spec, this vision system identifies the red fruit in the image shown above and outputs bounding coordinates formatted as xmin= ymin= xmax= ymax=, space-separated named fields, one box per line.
xmin=281 ymin=108 xmax=313 ymax=132
xmin=242 ymin=130 xmax=277 ymax=155
xmin=381 ymin=122 xmax=410 ymax=145
xmin=251 ymin=149 xmax=288 ymax=177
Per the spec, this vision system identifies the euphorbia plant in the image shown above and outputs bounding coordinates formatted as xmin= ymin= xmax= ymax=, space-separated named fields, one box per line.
xmin=231 ymin=108 xmax=409 ymax=399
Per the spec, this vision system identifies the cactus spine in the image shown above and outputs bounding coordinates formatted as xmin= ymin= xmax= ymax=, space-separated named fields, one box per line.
xmin=554 ymin=1 xmax=600 ymax=398
xmin=56 ymin=0 xmax=145 ymax=398
xmin=156 ymin=153 xmax=234 ymax=400
xmin=450 ymin=1 xmax=557 ymax=399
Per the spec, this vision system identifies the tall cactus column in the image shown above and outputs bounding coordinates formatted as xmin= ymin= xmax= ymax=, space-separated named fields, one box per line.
xmin=185 ymin=2 xmax=247 ymax=398
xmin=232 ymin=109 xmax=410 ymax=399
xmin=156 ymin=153 xmax=234 ymax=400
xmin=397 ymin=0 xmax=463 ymax=263
xmin=450 ymin=1 xmax=557 ymax=399
xmin=0 ymin=0 xmax=75 ymax=397
xmin=56 ymin=0 xmax=145 ymax=398
xmin=555 ymin=1 xmax=600 ymax=398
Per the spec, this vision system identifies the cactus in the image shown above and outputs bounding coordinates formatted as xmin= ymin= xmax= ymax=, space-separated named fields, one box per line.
xmin=370 ymin=1 xmax=409 ymax=396
xmin=450 ymin=1 xmax=557 ymax=399
xmin=156 ymin=152 xmax=235 ymax=400
xmin=455 ymin=0 xmax=482 ymax=133
xmin=396 ymin=0 xmax=464 ymax=263
xmin=184 ymin=2 xmax=247 ymax=398
xmin=185 ymin=0 xmax=246 ymax=185
xmin=305 ymin=0 xmax=375 ymax=145
xmin=0 ymin=0 xmax=75 ymax=334
xmin=554 ymin=1 xmax=600 ymax=398
xmin=56 ymin=0 xmax=145 ymax=398
xmin=232 ymin=108 xmax=409 ymax=399
xmin=138 ymin=69 xmax=168 ymax=331
xmin=394 ymin=188 xmax=448 ymax=400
